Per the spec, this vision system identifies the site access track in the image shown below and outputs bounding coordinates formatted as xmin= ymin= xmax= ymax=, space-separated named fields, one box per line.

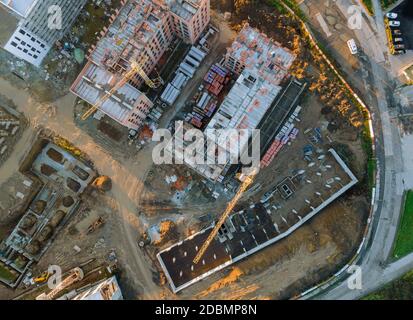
xmin=0 ymin=78 xmax=161 ymax=299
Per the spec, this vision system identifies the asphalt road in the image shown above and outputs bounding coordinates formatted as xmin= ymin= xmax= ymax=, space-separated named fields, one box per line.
xmin=391 ymin=1 xmax=413 ymax=50
xmin=302 ymin=0 xmax=411 ymax=300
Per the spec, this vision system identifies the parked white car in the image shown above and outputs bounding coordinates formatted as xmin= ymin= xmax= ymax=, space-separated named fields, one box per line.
xmin=347 ymin=39 xmax=358 ymax=55
xmin=386 ymin=12 xmax=398 ymax=19
xmin=389 ymin=20 xmax=401 ymax=27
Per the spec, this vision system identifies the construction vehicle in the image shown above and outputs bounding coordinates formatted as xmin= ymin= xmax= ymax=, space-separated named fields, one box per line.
xmin=33 ymin=271 xmax=51 ymax=285
xmin=81 ymin=57 xmax=164 ymax=121
xmin=193 ymin=174 xmax=255 ymax=264
xmin=87 ymin=217 xmax=105 ymax=234
xmin=36 ymin=267 xmax=84 ymax=300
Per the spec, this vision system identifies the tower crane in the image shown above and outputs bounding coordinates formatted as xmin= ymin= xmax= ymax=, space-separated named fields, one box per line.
xmin=36 ymin=267 xmax=84 ymax=300
xmin=81 ymin=57 xmax=164 ymax=121
xmin=193 ymin=174 xmax=255 ymax=264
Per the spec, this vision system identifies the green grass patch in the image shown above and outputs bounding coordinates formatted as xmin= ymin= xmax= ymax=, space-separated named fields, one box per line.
xmin=284 ymin=0 xmax=307 ymax=21
xmin=361 ymin=0 xmax=398 ymax=14
xmin=266 ymin=0 xmax=288 ymax=14
xmin=267 ymin=0 xmax=306 ymax=21
xmin=367 ymin=158 xmax=376 ymax=189
xmin=361 ymin=0 xmax=374 ymax=15
xmin=381 ymin=0 xmax=398 ymax=9
xmin=0 ymin=263 xmax=19 ymax=284
xmin=363 ymin=269 xmax=413 ymax=300
xmin=393 ymin=190 xmax=413 ymax=259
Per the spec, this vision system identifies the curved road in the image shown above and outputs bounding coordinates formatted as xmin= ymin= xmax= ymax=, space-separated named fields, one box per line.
xmin=307 ymin=0 xmax=410 ymax=300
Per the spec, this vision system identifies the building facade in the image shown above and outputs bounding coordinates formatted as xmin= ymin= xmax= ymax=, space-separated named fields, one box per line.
xmin=1 ymin=0 xmax=87 ymax=66
xmin=168 ymin=0 xmax=210 ymax=44
xmin=71 ymin=0 xmax=210 ymax=131
xmin=71 ymin=276 xmax=123 ymax=300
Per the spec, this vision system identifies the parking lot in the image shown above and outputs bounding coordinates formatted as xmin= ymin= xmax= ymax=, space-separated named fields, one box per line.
xmin=391 ymin=1 xmax=413 ymax=50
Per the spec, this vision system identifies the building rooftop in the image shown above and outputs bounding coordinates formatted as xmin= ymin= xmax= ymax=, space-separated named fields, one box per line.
xmin=0 ymin=0 xmax=38 ymax=18
xmin=206 ymin=70 xmax=282 ymax=157
xmin=227 ymin=24 xmax=296 ymax=85
xmin=167 ymin=0 xmax=202 ymax=20
xmin=188 ymin=24 xmax=296 ymax=182
xmin=90 ymin=0 xmax=169 ymax=70
xmin=71 ymin=61 xmax=149 ymax=125
xmin=158 ymin=149 xmax=358 ymax=292
xmin=164 ymin=122 xmax=230 ymax=182
xmin=72 ymin=276 xmax=123 ymax=300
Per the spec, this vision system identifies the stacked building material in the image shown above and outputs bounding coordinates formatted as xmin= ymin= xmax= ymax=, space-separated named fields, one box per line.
xmin=204 ymin=64 xmax=230 ymax=96
xmin=260 ymin=105 xmax=302 ymax=168
xmin=160 ymin=84 xmax=180 ymax=106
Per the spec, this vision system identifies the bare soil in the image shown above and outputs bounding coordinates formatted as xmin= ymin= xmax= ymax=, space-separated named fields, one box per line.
xmin=0 ymin=1 xmax=371 ymax=300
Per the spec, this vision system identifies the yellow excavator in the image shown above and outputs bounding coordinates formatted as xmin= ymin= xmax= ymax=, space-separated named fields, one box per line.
xmin=33 ymin=271 xmax=51 ymax=284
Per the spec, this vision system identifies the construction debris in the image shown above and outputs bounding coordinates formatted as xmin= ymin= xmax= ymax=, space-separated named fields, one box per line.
xmin=87 ymin=217 xmax=105 ymax=235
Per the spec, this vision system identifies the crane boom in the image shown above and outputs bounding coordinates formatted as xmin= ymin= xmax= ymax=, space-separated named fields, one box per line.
xmin=193 ymin=175 xmax=255 ymax=264
xmin=81 ymin=70 xmax=132 ymax=121
xmin=81 ymin=58 xmax=163 ymax=121
xmin=133 ymin=60 xmax=163 ymax=89
xmin=36 ymin=267 xmax=84 ymax=300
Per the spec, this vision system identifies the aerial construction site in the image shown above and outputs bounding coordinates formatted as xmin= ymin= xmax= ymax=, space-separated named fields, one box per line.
xmin=0 ymin=0 xmax=373 ymax=301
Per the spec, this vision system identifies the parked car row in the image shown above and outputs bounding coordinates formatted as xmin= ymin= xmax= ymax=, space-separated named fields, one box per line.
xmin=385 ymin=12 xmax=406 ymax=55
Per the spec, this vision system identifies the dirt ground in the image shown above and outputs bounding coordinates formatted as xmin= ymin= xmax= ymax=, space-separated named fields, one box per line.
xmin=0 ymin=1 xmax=371 ymax=300
xmin=176 ymin=195 xmax=368 ymax=299
xmin=146 ymin=1 xmax=370 ymax=300
xmin=152 ymin=88 xmax=369 ymax=300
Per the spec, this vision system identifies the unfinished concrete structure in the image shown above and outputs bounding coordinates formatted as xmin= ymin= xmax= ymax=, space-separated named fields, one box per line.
xmin=158 ymin=149 xmax=358 ymax=293
xmin=0 ymin=140 xmax=96 ymax=288
xmin=70 ymin=276 xmax=123 ymax=300
xmin=1 ymin=0 xmax=87 ymax=66
xmin=175 ymin=24 xmax=296 ymax=182
xmin=167 ymin=0 xmax=210 ymax=44
xmin=71 ymin=0 xmax=210 ymax=131
xmin=223 ymin=24 xmax=295 ymax=78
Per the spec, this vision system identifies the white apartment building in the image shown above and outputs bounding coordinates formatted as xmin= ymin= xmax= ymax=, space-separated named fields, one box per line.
xmin=1 ymin=0 xmax=87 ymax=66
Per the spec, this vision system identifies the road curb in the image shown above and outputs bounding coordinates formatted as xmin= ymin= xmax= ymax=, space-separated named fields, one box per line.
xmin=277 ymin=0 xmax=380 ymax=300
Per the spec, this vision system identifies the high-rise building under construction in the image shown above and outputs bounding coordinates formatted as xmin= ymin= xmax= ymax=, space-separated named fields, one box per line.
xmin=71 ymin=0 xmax=210 ymax=131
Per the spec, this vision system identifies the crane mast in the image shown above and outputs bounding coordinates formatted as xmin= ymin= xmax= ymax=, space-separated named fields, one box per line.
xmin=193 ymin=175 xmax=255 ymax=264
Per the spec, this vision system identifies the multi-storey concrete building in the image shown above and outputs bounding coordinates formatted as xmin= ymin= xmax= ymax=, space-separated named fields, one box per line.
xmin=168 ymin=0 xmax=210 ymax=44
xmin=71 ymin=276 xmax=123 ymax=300
xmin=1 ymin=0 xmax=87 ymax=66
xmin=179 ymin=24 xmax=296 ymax=183
xmin=71 ymin=0 xmax=210 ymax=131
xmin=223 ymin=24 xmax=296 ymax=79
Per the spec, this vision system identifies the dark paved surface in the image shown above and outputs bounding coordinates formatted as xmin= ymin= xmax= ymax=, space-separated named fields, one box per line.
xmin=158 ymin=204 xmax=278 ymax=290
xmin=257 ymin=78 xmax=306 ymax=156
xmin=391 ymin=1 xmax=413 ymax=50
